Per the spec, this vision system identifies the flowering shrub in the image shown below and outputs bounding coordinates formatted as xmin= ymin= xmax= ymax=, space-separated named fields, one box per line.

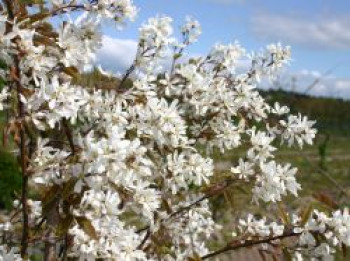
xmin=0 ymin=0 xmax=348 ymax=260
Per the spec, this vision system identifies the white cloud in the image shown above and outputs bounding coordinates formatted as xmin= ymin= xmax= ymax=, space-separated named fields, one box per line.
xmin=96 ymin=36 xmax=138 ymax=73
xmin=264 ymin=70 xmax=350 ymax=99
xmin=252 ymin=13 xmax=350 ymax=50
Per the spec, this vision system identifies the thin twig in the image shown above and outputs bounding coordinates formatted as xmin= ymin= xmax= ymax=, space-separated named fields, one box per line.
xmin=201 ymin=230 xmax=299 ymax=260
xmin=4 ymin=0 xmax=30 ymax=258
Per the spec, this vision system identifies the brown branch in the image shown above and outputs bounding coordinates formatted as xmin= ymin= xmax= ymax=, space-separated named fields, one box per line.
xmin=137 ymin=229 xmax=151 ymax=250
xmin=201 ymin=230 xmax=300 ymax=260
xmin=49 ymin=3 xmax=86 ymax=17
xmin=117 ymin=63 xmax=135 ymax=90
xmin=4 ymin=0 xmax=30 ymax=258
xmin=62 ymin=119 xmax=76 ymax=155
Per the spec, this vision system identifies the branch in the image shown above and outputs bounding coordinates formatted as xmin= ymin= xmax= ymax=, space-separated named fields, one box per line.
xmin=201 ymin=230 xmax=300 ymax=260
xmin=62 ymin=119 xmax=76 ymax=155
xmin=117 ymin=64 xmax=135 ymax=90
xmin=4 ymin=0 xmax=30 ymax=258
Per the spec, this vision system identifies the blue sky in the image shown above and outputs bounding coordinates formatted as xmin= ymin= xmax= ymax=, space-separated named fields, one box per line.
xmin=97 ymin=0 xmax=350 ymax=98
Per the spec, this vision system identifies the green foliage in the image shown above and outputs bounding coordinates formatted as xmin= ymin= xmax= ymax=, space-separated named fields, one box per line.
xmin=0 ymin=150 xmax=22 ymax=210
xmin=74 ymin=67 xmax=133 ymax=90
xmin=318 ymin=133 xmax=330 ymax=170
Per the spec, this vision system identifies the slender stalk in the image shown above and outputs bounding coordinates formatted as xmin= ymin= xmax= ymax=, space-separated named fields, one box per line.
xmin=4 ymin=0 xmax=30 ymax=258
xmin=117 ymin=63 xmax=135 ymax=90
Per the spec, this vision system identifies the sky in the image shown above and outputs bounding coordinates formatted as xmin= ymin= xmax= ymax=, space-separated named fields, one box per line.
xmin=96 ymin=0 xmax=350 ymax=99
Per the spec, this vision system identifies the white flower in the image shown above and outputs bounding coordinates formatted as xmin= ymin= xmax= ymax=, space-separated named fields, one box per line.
xmin=231 ymin=159 xmax=255 ymax=180
xmin=280 ymin=114 xmax=317 ymax=148
xmin=248 ymin=129 xmax=276 ymax=162
xmin=89 ymin=0 xmax=137 ymax=22
xmin=181 ymin=16 xmax=201 ymax=44
xmin=271 ymin=102 xmax=290 ymax=115
xmin=0 ymin=245 xmax=22 ymax=261
xmin=253 ymin=161 xmax=300 ymax=202
xmin=210 ymin=42 xmax=245 ymax=70
xmin=238 ymin=214 xmax=285 ymax=238
xmin=0 ymin=87 xmax=9 ymax=111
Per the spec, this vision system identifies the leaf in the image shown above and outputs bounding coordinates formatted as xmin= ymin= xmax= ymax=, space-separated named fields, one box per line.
xmin=173 ymin=53 xmax=182 ymax=60
xmin=342 ymin=243 xmax=347 ymax=258
xmin=0 ymin=59 xmax=7 ymax=69
xmin=42 ymin=185 xmax=59 ymax=216
xmin=282 ymin=247 xmax=292 ymax=261
xmin=62 ymin=66 xmax=80 ymax=79
xmin=187 ymin=252 xmax=202 ymax=261
xmin=20 ymin=0 xmax=45 ymax=5
xmin=57 ymin=215 xmax=74 ymax=236
xmin=312 ymin=192 xmax=338 ymax=210
xmin=61 ymin=178 xmax=78 ymax=200
xmin=76 ymin=217 xmax=98 ymax=240
xmin=28 ymin=12 xmax=50 ymax=23
xmin=277 ymin=202 xmax=290 ymax=225
xmin=189 ymin=58 xmax=198 ymax=65
xmin=161 ymin=199 xmax=172 ymax=214
xmin=300 ymin=203 xmax=314 ymax=226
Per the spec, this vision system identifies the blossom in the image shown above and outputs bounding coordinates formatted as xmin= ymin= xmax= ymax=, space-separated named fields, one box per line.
xmin=0 ymin=87 xmax=8 ymax=111
xmin=253 ymin=161 xmax=300 ymax=202
xmin=238 ymin=214 xmax=285 ymax=238
xmin=181 ymin=16 xmax=202 ymax=44
xmin=0 ymin=245 xmax=22 ymax=261
xmin=209 ymin=42 xmax=245 ymax=70
xmin=280 ymin=114 xmax=317 ymax=148
xmin=89 ymin=0 xmax=137 ymax=22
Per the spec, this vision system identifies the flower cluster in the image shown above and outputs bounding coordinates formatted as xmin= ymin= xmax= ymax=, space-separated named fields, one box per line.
xmin=238 ymin=214 xmax=285 ymax=238
xmin=235 ymin=208 xmax=350 ymax=261
xmin=291 ymin=208 xmax=350 ymax=260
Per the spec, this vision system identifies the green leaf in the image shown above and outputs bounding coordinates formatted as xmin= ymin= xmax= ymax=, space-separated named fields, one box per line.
xmin=57 ymin=215 xmax=74 ymax=236
xmin=61 ymin=178 xmax=78 ymax=200
xmin=173 ymin=53 xmax=182 ymax=60
xmin=62 ymin=66 xmax=80 ymax=79
xmin=300 ymin=203 xmax=314 ymax=226
xmin=282 ymin=247 xmax=292 ymax=261
xmin=187 ymin=252 xmax=202 ymax=261
xmin=277 ymin=202 xmax=290 ymax=225
xmin=0 ymin=59 xmax=7 ymax=70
